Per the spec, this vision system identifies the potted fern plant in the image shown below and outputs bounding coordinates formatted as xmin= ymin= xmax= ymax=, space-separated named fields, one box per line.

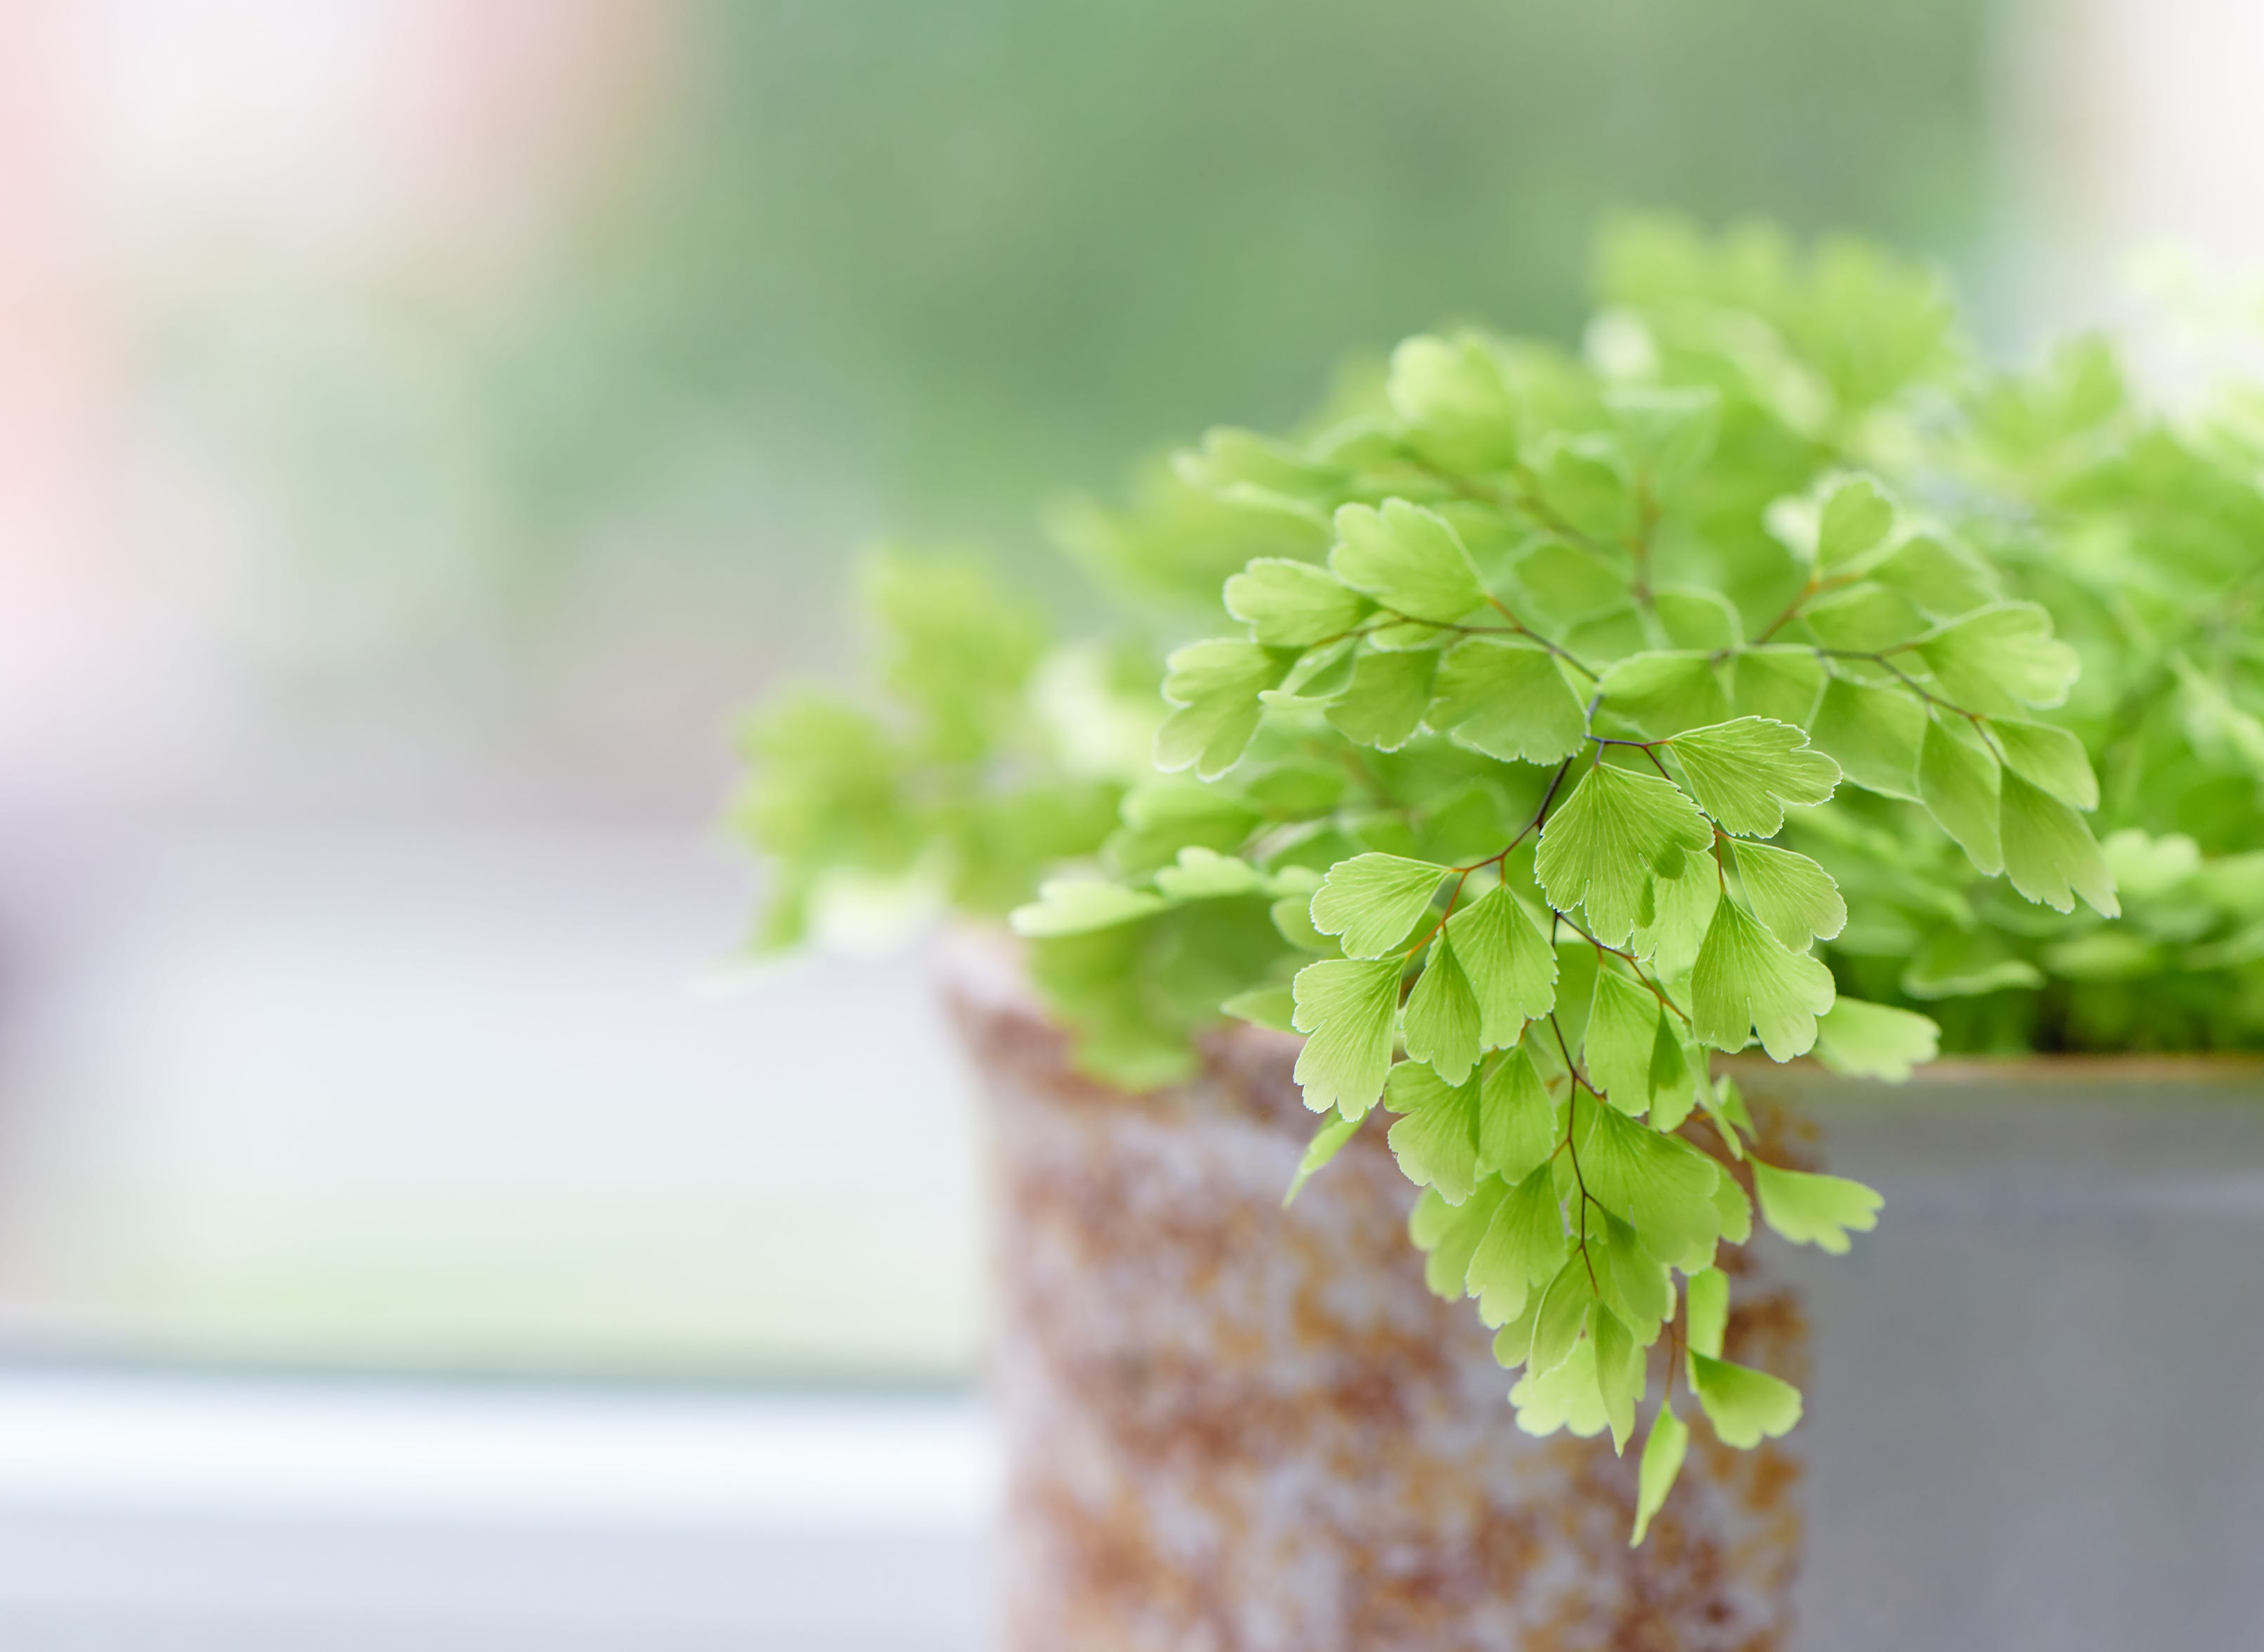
xmin=738 ymin=219 xmax=2264 ymax=1649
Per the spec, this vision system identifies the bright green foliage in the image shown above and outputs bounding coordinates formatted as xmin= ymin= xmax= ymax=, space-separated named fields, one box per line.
xmin=1322 ymin=649 xmax=1437 ymax=750
xmin=1632 ymin=1403 xmax=1690 ymax=1545
xmin=1692 ymin=897 xmax=1837 ymax=1058
xmin=1812 ymin=996 xmax=1939 ymax=1079
xmin=1915 ymin=603 xmax=2079 ymax=718
xmin=1443 ymin=885 xmax=1559 ymax=1044
xmin=1536 ymin=763 xmax=1715 ymax=946
xmin=1310 ymin=853 xmax=1450 ymax=958
xmin=1290 ymin=956 xmax=1403 ymax=1119
xmin=1010 ymin=880 xmax=1169 ymax=937
xmin=1809 ymin=677 xmax=1923 ymax=800
xmin=1999 ymin=771 xmax=2119 ymax=917
xmin=1668 ymin=718 xmax=1840 ymax=835
xmin=1585 ymin=968 xmax=1666 ymax=1113
xmin=1479 ymin=1047 xmax=1564 ymax=1178
xmin=1410 ymin=1181 xmax=1509 ymax=1299
xmin=740 ymin=218 xmax=2264 ymax=1547
xmin=1688 ymin=1353 xmax=1804 ymax=1448
xmin=1730 ymin=840 xmax=1847 ymax=947
xmin=1917 ymin=714 xmax=2003 ymax=873
xmin=1428 ymin=639 xmax=1588 ymax=764
xmin=1384 ymin=1062 xmax=1489 ymax=1202
xmin=1224 ymin=558 xmax=1368 ymax=647
xmin=1752 ymin=1162 xmax=1884 ymax=1253
xmin=1283 ymin=1112 xmax=1363 ymax=1207
xmin=1402 ymin=933 xmax=1485 ymax=1083
xmin=1157 ymin=639 xmax=1295 ymax=779
xmin=1991 ymin=719 xmax=2097 ymax=811
xmin=1329 ymin=500 xmax=1489 ymax=625
xmin=1466 ymin=1161 xmax=1568 ymax=1327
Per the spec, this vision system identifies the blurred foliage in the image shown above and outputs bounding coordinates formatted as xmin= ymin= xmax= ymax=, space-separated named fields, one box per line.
xmin=155 ymin=0 xmax=1991 ymax=690
xmin=601 ymin=0 xmax=1989 ymax=543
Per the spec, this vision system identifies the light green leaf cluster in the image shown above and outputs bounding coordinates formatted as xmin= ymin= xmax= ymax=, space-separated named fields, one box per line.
xmin=742 ymin=217 xmax=2264 ymax=1547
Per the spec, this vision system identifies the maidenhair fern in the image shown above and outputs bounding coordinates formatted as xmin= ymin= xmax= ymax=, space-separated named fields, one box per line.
xmin=737 ymin=216 xmax=2264 ymax=1542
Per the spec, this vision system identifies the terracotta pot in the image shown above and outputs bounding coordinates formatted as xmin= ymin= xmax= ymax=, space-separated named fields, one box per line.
xmin=944 ymin=943 xmax=1807 ymax=1652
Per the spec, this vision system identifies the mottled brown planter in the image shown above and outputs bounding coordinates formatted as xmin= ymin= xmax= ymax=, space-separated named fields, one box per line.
xmin=944 ymin=944 xmax=1807 ymax=1652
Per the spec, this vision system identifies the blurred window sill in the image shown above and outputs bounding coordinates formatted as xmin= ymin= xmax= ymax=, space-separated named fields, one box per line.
xmin=0 ymin=1368 xmax=991 ymax=1650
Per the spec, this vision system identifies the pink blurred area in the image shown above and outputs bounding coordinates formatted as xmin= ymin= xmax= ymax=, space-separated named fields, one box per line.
xmin=0 ymin=0 xmax=679 ymax=811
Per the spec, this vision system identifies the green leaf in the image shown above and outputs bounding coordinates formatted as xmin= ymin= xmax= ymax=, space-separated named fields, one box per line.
xmin=1223 ymin=558 xmax=1366 ymax=647
xmin=1329 ymin=500 xmax=1488 ymax=625
xmin=1156 ymin=639 xmax=1294 ymax=779
xmin=1282 ymin=1110 xmax=1363 ymax=1206
xmin=1595 ymin=1214 xmax=1672 ymax=1339
xmin=1153 ymin=846 xmax=1268 ymax=899
xmin=1223 ymin=985 xmax=1296 ymax=1033
xmin=1592 ymin=1306 xmax=1644 ymax=1453
xmin=1511 ymin=1338 xmax=1608 ymax=1437
xmin=1815 ymin=474 xmax=1896 ymax=568
xmin=1991 ymin=719 xmax=2098 ymax=811
xmin=1310 ymin=852 xmax=1448 ymax=957
xmin=1655 ymin=587 xmax=1743 ymax=651
xmin=1632 ymin=851 xmax=1719 ymax=979
xmin=1010 ymin=879 xmax=1169 ymax=937
xmin=1270 ymin=890 xmax=1340 ymax=955
xmin=1322 ymin=647 xmax=1438 ymax=750
xmin=2000 ymin=770 xmax=2119 ymax=917
xmin=1646 ymin=1017 xmax=1698 ymax=1132
xmin=1691 ymin=897 xmax=1836 ymax=1058
xmin=1426 ymin=637 xmax=1587 ymax=764
xmin=1710 ymin=1169 xmax=1753 ymax=1242
xmin=1608 ymin=385 xmax=1719 ymax=495
xmin=1915 ymin=601 xmax=2080 ymax=715
xmin=1535 ymin=762 xmax=1714 ymax=947
xmin=1530 ymin=435 xmax=1639 ymax=542
xmin=1585 ymin=968 xmax=1664 ymax=1113
xmin=1466 ymin=1161 xmax=1568 ymax=1327
xmin=1767 ymin=474 xmax=1894 ymax=568
xmin=1870 ymin=531 xmax=1998 ymax=619
xmin=1812 ymin=996 xmax=1939 ymax=1080
xmin=1752 ymin=1162 xmax=1883 ymax=1254
xmin=1410 ymin=1178 xmax=1509 ymax=1299
xmin=1689 ymin=1354 xmax=1803 ymax=1449
xmin=1476 ymin=1046 xmax=1562 ymax=1181
xmin=1669 ymin=717 xmax=1838 ymax=835
xmin=1402 ymin=934 xmax=1483 ymax=1084
xmin=1277 ymin=635 xmax=1360 ymax=700
xmin=1444 ymin=885 xmax=1559 ymax=1044
xmin=1631 ymin=1402 xmax=1690 ymax=1545
xmin=1576 ymin=1098 xmax=1722 ymax=1268
xmin=1289 ymin=957 xmax=1403 ymax=1118
xmin=1917 ymin=713 xmax=2003 ymax=874
xmin=1730 ymin=646 xmax=1825 ymax=726
xmin=1388 ymin=333 xmax=1521 ymax=474
xmin=1385 ymin=1061 xmax=1484 ymax=1202
xmin=1802 ymin=583 xmax=1927 ymax=651
xmin=1901 ymin=930 xmax=2045 ymax=999
xmin=1597 ymin=651 xmax=1732 ymax=738
xmin=1729 ymin=840 xmax=1846 ymax=947
xmin=1684 ymin=1266 xmax=1729 ymax=1358
xmin=1809 ymin=675 xmax=1923 ymax=799
xmin=1527 ymin=1255 xmax=1597 ymax=1378
xmin=1174 ymin=427 xmax=1344 ymax=506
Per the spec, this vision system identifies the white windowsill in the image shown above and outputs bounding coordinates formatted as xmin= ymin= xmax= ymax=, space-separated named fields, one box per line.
xmin=0 ymin=1368 xmax=995 ymax=1650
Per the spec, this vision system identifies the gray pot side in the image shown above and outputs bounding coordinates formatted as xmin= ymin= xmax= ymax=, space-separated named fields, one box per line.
xmin=942 ymin=940 xmax=2264 ymax=1652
